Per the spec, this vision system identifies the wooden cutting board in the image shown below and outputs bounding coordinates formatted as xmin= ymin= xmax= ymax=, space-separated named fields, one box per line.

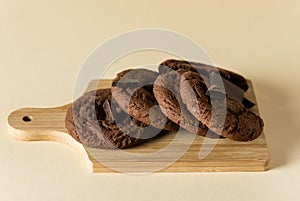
xmin=7 ymin=79 xmax=270 ymax=172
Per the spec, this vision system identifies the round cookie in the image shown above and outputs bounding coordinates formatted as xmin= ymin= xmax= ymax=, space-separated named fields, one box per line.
xmin=65 ymin=88 xmax=163 ymax=149
xmin=111 ymin=69 xmax=179 ymax=132
xmin=180 ymin=71 xmax=264 ymax=141
xmin=153 ymin=70 xmax=221 ymax=138
xmin=159 ymin=59 xmax=249 ymax=92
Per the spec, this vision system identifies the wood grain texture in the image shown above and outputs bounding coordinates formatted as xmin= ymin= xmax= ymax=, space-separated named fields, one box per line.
xmin=7 ymin=79 xmax=270 ymax=172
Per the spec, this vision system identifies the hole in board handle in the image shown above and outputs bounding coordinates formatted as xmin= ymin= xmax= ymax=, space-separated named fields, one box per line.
xmin=22 ymin=116 xmax=33 ymax=122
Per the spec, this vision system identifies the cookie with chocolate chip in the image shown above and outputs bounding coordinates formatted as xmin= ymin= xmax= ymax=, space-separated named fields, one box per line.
xmin=180 ymin=71 xmax=264 ymax=141
xmin=111 ymin=69 xmax=179 ymax=132
xmin=153 ymin=70 xmax=221 ymax=138
xmin=65 ymin=89 xmax=163 ymax=149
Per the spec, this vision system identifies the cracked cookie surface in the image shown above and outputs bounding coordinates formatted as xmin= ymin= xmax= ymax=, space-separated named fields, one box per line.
xmin=65 ymin=89 xmax=164 ymax=149
xmin=111 ymin=69 xmax=179 ymax=132
xmin=180 ymin=71 xmax=264 ymax=141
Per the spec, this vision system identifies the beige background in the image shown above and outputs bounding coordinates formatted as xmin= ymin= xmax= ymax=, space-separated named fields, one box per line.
xmin=1 ymin=0 xmax=300 ymax=200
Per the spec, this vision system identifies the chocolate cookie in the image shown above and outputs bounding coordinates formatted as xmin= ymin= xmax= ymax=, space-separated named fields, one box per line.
xmin=159 ymin=59 xmax=249 ymax=92
xmin=65 ymin=106 xmax=81 ymax=142
xmin=111 ymin=69 xmax=179 ymax=132
xmin=153 ymin=71 xmax=221 ymax=138
xmin=65 ymin=88 xmax=163 ymax=149
xmin=180 ymin=71 xmax=264 ymax=141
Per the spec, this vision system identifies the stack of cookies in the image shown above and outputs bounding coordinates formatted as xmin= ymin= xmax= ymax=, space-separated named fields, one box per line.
xmin=65 ymin=59 xmax=264 ymax=149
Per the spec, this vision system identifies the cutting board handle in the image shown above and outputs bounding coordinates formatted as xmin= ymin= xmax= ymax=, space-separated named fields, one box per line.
xmin=7 ymin=105 xmax=70 ymax=141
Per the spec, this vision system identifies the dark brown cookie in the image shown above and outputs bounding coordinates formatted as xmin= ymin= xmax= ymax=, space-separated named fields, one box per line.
xmin=65 ymin=105 xmax=81 ymax=142
xmin=153 ymin=71 xmax=221 ymax=138
xmin=180 ymin=71 xmax=264 ymax=141
xmin=65 ymin=88 xmax=164 ymax=149
xmin=159 ymin=59 xmax=249 ymax=92
xmin=111 ymin=69 xmax=179 ymax=132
